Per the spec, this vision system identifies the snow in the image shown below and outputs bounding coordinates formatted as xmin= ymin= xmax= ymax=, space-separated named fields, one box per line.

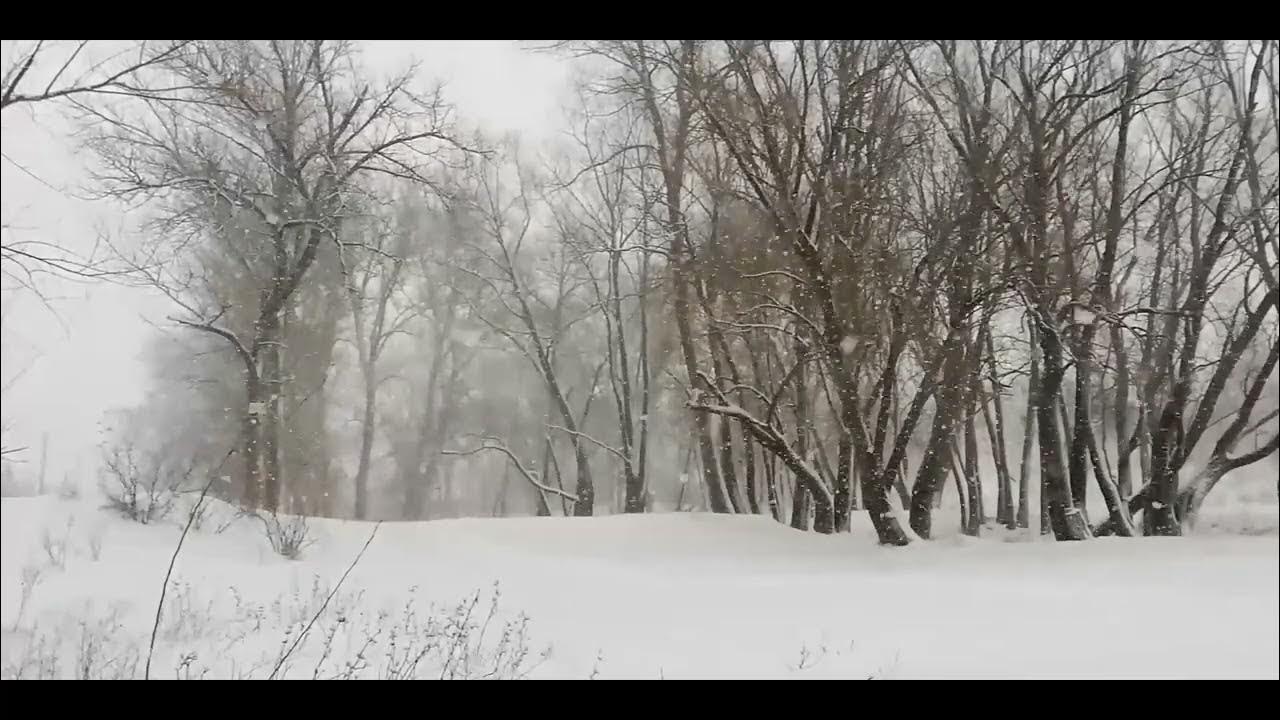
xmin=2 ymin=494 xmax=1277 ymax=679
xmin=1070 ymin=304 xmax=1098 ymax=325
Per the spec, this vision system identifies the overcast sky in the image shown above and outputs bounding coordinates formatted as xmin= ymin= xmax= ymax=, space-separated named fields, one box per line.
xmin=0 ymin=40 xmax=573 ymax=485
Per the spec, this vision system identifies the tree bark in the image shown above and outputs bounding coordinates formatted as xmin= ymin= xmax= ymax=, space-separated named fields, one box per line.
xmin=908 ymin=330 xmax=967 ymax=539
xmin=257 ymin=313 xmax=283 ymax=515
xmin=1034 ymin=317 xmax=1092 ymax=541
xmin=790 ymin=484 xmax=812 ymax=531
xmin=1016 ymin=392 xmax=1035 ymax=530
xmin=983 ymin=376 xmax=1016 ymax=529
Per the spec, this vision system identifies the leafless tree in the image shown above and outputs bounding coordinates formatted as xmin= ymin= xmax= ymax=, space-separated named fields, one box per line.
xmin=81 ymin=40 xmax=463 ymax=513
xmin=452 ymin=144 xmax=598 ymax=516
xmin=2 ymin=41 xmax=197 ymax=292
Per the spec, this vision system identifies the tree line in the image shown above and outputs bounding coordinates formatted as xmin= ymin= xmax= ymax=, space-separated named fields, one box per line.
xmin=4 ymin=40 xmax=1275 ymax=543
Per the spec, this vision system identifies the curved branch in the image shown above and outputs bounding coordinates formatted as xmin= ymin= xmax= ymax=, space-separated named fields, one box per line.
xmin=442 ymin=441 xmax=580 ymax=503
xmin=172 ymin=316 xmax=257 ymax=381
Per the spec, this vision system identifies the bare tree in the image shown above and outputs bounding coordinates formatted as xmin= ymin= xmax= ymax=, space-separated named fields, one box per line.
xmin=337 ymin=200 xmax=417 ymax=519
xmin=83 ymin=40 xmax=462 ymax=513
xmin=2 ymin=41 xmax=196 ymax=290
xmin=549 ymin=106 xmax=656 ymax=513
xmin=453 ymin=144 xmax=598 ymax=516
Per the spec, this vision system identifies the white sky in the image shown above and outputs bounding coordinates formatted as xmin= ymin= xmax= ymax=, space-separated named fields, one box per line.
xmin=0 ymin=40 xmax=572 ymax=485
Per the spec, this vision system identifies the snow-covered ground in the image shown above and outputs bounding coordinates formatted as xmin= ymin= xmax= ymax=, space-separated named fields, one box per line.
xmin=2 ymin=491 xmax=1277 ymax=679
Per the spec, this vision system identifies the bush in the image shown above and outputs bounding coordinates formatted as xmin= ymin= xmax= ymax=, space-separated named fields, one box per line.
xmin=2 ymin=629 xmax=59 ymax=679
xmin=99 ymin=443 xmax=191 ymax=524
xmin=74 ymin=610 xmax=140 ymax=680
xmin=12 ymin=564 xmax=45 ymax=632
xmin=40 ymin=518 xmax=73 ymax=571
xmin=269 ymin=582 xmax=548 ymax=680
xmin=85 ymin=524 xmax=105 ymax=561
xmin=2 ymin=605 xmax=140 ymax=680
xmin=3 ymin=583 xmax=549 ymax=680
xmin=261 ymin=512 xmax=314 ymax=560
xmin=160 ymin=581 xmax=217 ymax=643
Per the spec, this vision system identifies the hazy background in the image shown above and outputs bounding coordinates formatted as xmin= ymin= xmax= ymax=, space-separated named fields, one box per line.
xmin=0 ymin=40 xmax=571 ymax=487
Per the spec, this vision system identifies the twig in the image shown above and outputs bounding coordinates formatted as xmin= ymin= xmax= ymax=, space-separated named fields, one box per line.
xmin=268 ymin=521 xmax=382 ymax=680
xmin=145 ymin=446 xmax=235 ymax=680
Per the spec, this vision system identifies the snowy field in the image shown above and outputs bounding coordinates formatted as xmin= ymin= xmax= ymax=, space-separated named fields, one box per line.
xmin=2 ymin=488 xmax=1277 ymax=680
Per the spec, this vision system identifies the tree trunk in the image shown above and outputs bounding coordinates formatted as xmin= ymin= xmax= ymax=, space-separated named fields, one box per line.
xmin=984 ymin=394 xmax=1015 ymax=529
xmin=951 ymin=442 xmax=981 ymax=536
xmin=984 ymin=335 xmax=1016 ymax=528
xmin=258 ymin=315 xmax=283 ymax=515
xmin=790 ymin=484 xmax=811 ymax=531
xmin=1039 ymin=472 xmax=1051 ymax=535
xmin=791 ymin=356 xmax=817 ymax=531
xmin=1068 ymin=326 xmax=1095 ymax=526
xmin=1110 ymin=323 xmax=1135 ymax=498
xmin=37 ymin=433 xmax=48 ymax=496
xmin=706 ymin=319 xmax=744 ymax=514
xmin=1016 ymin=401 xmax=1034 ymax=530
xmin=240 ymin=374 xmax=263 ymax=510
xmin=908 ymin=335 xmax=966 ymax=539
xmin=604 ymin=241 xmax=645 ymax=516
xmin=533 ymin=481 xmax=552 ymax=517
xmin=949 ymin=447 xmax=971 ymax=535
xmin=743 ymin=434 xmax=760 ymax=514
xmin=1174 ymin=457 xmax=1231 ymax=533
xmin=834 ymin=435 xmax=854 ymax=531
xmin=964 ymin=406 xmax=983 ymax=528
xmin=1018 ymin=326 xmax=1038 ymax=530
xmin=1086 ymin=419 xmax=1135 ymax=536
xmin=764 ymin=451 xmax=782 ymax=522
xmin=1035 ymin=318 xmax=1091 ymax=541
xmin=352 ymin=376 xmax=376 ymax=521
xmin=1146 ymin=407 xmax=1185 ymax=536
xmin=861 ymin=464 xmax=908 ymax=544
xmin=745 ymin=333 xmax=774 ymax=519
xmin=715 ymin=400 xmax=743 ymax=514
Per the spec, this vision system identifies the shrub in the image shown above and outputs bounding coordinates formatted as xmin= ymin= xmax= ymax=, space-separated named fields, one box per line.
xmin=99 ymin=443 xmax=191 ymax=524
xmin=261 ymin=512 xmax=314 ymax=560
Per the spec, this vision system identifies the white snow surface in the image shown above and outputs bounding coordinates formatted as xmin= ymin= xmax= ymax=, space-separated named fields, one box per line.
xmin=2 ymin=495 xmax=1277 ymax=679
